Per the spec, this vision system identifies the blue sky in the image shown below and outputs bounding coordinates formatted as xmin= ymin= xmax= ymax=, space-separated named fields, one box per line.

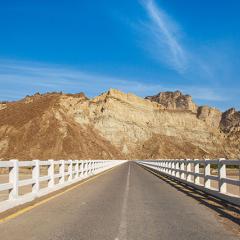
xmin=0 ymin=0 xmax=239 ymax=111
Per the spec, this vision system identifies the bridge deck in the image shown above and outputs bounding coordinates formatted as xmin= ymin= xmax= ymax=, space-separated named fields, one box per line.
xmin=0 ymin=162 xmax=238 ymax=240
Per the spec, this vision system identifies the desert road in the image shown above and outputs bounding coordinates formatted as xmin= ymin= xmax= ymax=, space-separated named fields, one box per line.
xmin=0 ymin=162 xmax=238 ymax=240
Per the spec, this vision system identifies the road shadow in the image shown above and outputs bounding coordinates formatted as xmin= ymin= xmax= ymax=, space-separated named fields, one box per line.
xmin=138 ymin=164 xmax=240 ymax=232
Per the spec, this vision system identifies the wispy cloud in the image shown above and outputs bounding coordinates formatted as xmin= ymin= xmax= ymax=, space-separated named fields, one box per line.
xmin=139 ymin=0 xmax=187 ymax=73
xmin=0 ymin=59 xmax=165 ymax=99
xmin=0 ymin=59 xmax=226 ymax=103
xmin=138 ymin=0 xmax=222 ymax=81
xmin=136 ymin=0 xmax=240 ymax=109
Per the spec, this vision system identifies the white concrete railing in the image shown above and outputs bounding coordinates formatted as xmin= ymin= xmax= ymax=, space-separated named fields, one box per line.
xmin=137 ymin=159 xmax=240 ymax=206
xmin=0 ymin=160 xmax=126 ymax=213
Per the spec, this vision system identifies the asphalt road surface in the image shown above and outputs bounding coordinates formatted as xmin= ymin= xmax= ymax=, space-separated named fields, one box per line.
xmin=0 ymin=162 xmax=238 ymax=240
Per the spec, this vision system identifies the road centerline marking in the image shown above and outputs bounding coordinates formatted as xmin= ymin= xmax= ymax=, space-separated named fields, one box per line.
xmin=116 ymin=163 xmax=131 ymax=240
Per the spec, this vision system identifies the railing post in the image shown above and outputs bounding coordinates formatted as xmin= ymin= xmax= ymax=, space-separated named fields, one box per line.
xmin=90 ymin=161 xmax=93 ymax=174
xmin=84 ymin=161 xmax=88 ymax=177
xmin=89 ymin=161 xmax=92 ymax=175
xmin=32 ymin=160 xmax=40 ymax=194
xmin=187 ymin=159 xmax=191 ymax=182
xmin=95 ymin=160 xmax=98 ymax=173
xmin=101 ymin=161 xmax=104 ymax=171
xmin=83 ymin=161 xmax=87 ymax=176
xmin=74 ymin=160 xmax=79 ymax=179
xmin=80 ymin=161 xmax=84 ymax=177
xmin=176 ymin=161 xmax=180 ymax=178
xmin=90 ymin=161 xmax=93 ymax=175
xmin=48 ymin=160 xmax=55 ymax=188
xmin=93 ymin=161 xmax=96 ymax=173
xmin=9 ymin=160 xmax=19 ymax=200
xmin=88 ymin=161 xmax=91 ymax=174
xmin=89 ymin=161 xmax=91 ymax=174
xmin=84 ymin=161 xmax=87 ymax=175
xmin=180 ymin=160 xmax=185 ymax=180
xmin=59 ymin=160 xmax=65 ymax=184
xmin=68 ymin=160 xmax=73 ymax=181
xmin=204 ymin=160 xmax=211 ymax=189
xmin=156 ymin=161 xmax=159 ymax=171
xmin=194 ymin=160 xmax=200 ymax=185
xmin=171 ymin=161 xmax=175 ymax=176
xmin=219 ymin=159 xmax=227 ymax=193
xmin=82 ymin=161 xmax=85 ymax=177
xmin=98 ymin=161 xmax=100 ymax=170
xmin=93 ymin=161 xmax=96 ymax=174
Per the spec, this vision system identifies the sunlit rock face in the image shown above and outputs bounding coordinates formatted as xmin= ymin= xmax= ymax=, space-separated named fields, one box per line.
xmin=0 ymin=89 xmax=239 ymax=160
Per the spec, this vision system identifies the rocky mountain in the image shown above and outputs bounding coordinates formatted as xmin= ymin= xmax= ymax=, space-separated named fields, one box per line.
xmin=219 ymin=108 xmax=240 ymax=156
xmin=220 ymin=108 xmax=240 ymax=132
xmin=146 ymin=91 xmax=224 ymax=129
xmin=0 ymin=92 xmax=123 ymax=160
xmin=145 ymin=91 xmax=198 ymax=113
xmin=0 ymin=89 xmax=239 ymax=160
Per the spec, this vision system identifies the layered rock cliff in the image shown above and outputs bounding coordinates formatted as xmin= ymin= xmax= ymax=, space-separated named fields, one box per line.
xmin=0 ymin=89 xmax=239 ymax=160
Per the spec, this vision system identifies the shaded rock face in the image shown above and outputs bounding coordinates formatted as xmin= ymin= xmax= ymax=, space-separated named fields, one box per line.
xmin=0 ymin=89 xmax=239 ymax=160
xmin=220 ymin=108 xmax=240 ymax=132
xmin=145 ymin=91 xmax=198 ymax=113
xmin=219 ymin=108 xmax=240 ymax=159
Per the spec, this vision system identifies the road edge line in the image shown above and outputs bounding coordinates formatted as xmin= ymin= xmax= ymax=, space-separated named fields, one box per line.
xmin=0 ymin=164 xmax=124 ymax=223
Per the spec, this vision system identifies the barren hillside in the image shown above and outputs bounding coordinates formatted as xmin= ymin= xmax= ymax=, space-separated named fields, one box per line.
xmin=0 ymin=89 xmax=239 ymax=160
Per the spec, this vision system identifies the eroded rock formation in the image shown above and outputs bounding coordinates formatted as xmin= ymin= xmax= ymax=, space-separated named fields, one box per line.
xmin=0 ymin=89 xmax=239 ymax=160
xmin=145 ymin=91 xmax=198 ymax=113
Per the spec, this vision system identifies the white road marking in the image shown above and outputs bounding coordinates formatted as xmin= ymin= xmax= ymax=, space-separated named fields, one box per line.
xmin=115 ymin=164 xmax=131 ymax=240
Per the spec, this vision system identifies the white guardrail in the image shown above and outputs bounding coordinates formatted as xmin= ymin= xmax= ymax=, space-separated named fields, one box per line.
xmin=0 ymin=160 xmax=126 ymax=213
xmin=137 ymin=159 xmax=240 ymax=206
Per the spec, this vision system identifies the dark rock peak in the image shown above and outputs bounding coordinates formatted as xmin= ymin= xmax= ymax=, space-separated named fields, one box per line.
xmin=220 ymin=107 xmax=240 ymax=132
